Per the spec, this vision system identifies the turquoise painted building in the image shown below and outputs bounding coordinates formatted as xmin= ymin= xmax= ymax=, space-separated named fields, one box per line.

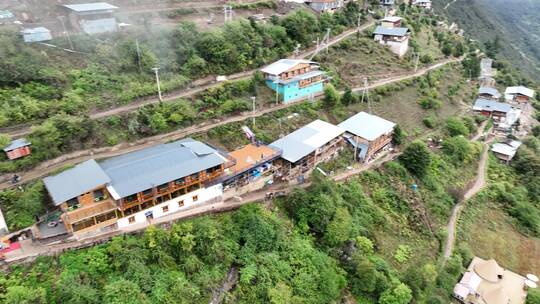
xmin=261 ymin=59 xmax=327 ymax=104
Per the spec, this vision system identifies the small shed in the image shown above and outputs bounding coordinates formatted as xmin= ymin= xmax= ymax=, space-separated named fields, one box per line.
xmin=3 ymin=138 xmax=32 ymax=160
xmin=62 ymin=2 xmax=119 ymax=35
xmin=21 ymin=27 xmax=52 ymax=42
xmin=381 ymin=16 xmax=402 ymax=28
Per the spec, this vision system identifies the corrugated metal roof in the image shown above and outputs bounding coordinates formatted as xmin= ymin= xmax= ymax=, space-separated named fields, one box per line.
xmin=21 ymin=27 xmax=51 ymax=34
xmin=270 ymin=119 xmax=344 ymax=163
xmin=43 ymin=160 xmax=111 ymax=205
xmin=339 ymin=112 xmax=395 ymax=141
xmin=63 ymin=2 xmax=118 ymax=12
xmin=373 ymin=26 xmax=409 ymax=37
xmin=479 ymin=87 xmax=501 ymax=98
xmin=275 ymin=70 xmax=325 ymax=84
xmin=100 ymin=138 xmax=226 ymax=199
xmin=505 ymin=86 xmax=535 ymax=98
xmin=491 ymin=141 xmax=521 ymax=157
xmin=382 ymin=16 xmax=402 ymax=22
xmin=3 ymin=138 xmax=31 ymax=152
xmin=473 ymin=99 xmax=512 ymax=113
xmin=260 ymin=59 xmax=315 ymax=76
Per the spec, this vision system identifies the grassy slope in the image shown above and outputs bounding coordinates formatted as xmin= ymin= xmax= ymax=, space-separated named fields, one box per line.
xmin=434 ymin=0 xmax=540 ymax=81
xmin=457 ymin=156 xmax=540 ymax=275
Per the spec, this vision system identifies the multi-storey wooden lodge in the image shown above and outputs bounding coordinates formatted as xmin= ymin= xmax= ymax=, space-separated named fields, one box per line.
xmin=338 ymin=112 xmax=395 ymax=162
xmin=42 ymin=139 xmax=232 ymax=237
xmin=270 ymin=119 xmax=345 ymax=181
xmin=261 ymin=59 xmax=328 ymax=104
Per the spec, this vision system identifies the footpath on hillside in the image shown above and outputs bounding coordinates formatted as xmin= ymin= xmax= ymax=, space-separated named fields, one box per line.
xmin=0 ymin=56 xmax=462 ymax=191
xmin=441 ymin=123 xmax=492 ymax=264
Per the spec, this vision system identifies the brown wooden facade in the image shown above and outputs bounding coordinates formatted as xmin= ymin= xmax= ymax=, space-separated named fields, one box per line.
xmin=58 ymin=164 xmax=225 ymax=235
xmin=352 ymin=132 xmax=393 ymax=162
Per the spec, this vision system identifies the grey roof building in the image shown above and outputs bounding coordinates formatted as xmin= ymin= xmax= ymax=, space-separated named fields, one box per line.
xmin=43 ymin=139 xmax=228 ymax=204
xmin=479 ymin=87 xmax=501 ymax=99
xmin=270 ymin=119 xmax=344 ymax=163
xmin=338 ymin=112 xmax=395 ymax=141
xmin=373 ymin=26 xmax=409 ymax=37
xmin=3 ymin=138 xmax=31 ymax=152
xmin=43 ymin=159 xmax=111 ymax=206
xmin=101 ymin=139 xmax=227 ymax=200
xmin=473 ymin=99 xmax=512 ymax=113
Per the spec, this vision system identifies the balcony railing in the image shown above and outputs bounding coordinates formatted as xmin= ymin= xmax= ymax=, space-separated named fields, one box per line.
xmin=66 ymin=200 xmax=117 ymax=224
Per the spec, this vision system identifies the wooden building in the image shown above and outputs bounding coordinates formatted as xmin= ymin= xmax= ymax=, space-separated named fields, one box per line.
xmin=472 ymin=99 xmax=513 ymax=122
xmin=3 ymin=138 xmax=31 ymax=160
xmin=338 ymin=112 xmax=395 ymax=162
xmin=491 ymin=141 xmax=521 ymax=163
xmin=221 ymin=143 xmax=282 ymax=198
xmin=270 ymin=120 xmax=345 ymax=181
xmin=504 ymin=86 xmax=535 ymax=103
xmin=381 ymin=16 xmax=403 ymax=28
xmin=373 ymin=26 xmax=410 ymax=57
xmin=306 ymin=0 xmax=344 ymax=13
xmin=478 ymin=87 xmax=501 ymax=100
xmin=261 ymin=59 xmax=328 ymax=104
xmin=42 ymin=139 xmax=232 ymax=237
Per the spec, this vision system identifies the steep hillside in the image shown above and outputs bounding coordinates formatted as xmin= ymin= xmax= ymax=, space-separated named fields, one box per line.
xmin=435 ymin=0 xmax=540 ymax=81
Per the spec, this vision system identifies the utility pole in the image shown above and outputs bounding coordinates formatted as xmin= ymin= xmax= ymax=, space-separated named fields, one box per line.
xmin=414 ymin=52 xmax=420 ymax=72
xmin=251 ymin=96 xmax=256 ymax=127
xmin=361 ymin=77 xmax=372 ymax=114
xmin=152 ymin=67 xmax=162 ymax=103
xmin=325 ymin=27 xmax=331 ymax=54
xmin=357 ymin=13 xmax=362 ymax=31
xmin=58 ymin=16 xmax=74 ymax=50
xmin=135 ymin=39 xmax=143 ymax=74
xmin=223 ymin=5 xmax=233 ymax=23
xmin=293 ymin=43 xmax=301 ymax=58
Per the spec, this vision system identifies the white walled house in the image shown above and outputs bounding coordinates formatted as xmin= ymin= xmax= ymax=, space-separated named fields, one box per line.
xmin=373 ymin=26 xmax=410 ymax=57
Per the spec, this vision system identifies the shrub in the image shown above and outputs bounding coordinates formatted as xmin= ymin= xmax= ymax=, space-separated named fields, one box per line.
xmin=399 ymin=140 xmax=432 ymax=177
xmin=394 ymin=245 xmax=412 ymax=263
xmin=445 ymin=117 xmax=469 ymax=137
xmin=422 ymin=116 xmax=436 ymax=128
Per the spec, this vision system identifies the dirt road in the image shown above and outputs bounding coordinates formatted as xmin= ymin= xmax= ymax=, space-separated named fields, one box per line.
xmin=0 ymin=56 xmax=461 ymax=191
xmin=442 ymin=137 xmax=490 ymax=263
xmin=3 ymin=22 xmax=375 ymax=139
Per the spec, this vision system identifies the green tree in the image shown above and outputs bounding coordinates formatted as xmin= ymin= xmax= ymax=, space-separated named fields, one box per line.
xmin=4 ymin=286 xmax=46 ymax=304
xmin=341 ymin=87 xmax=355 ymax=105
xmin=399 ymin=141 xmax=432 ymax=177
xmin=323 ymin=84 xmax=340 ymax=108
xmin=392 ymin=125 xmax=405 ymax=145
xmin=325 ymin=207 xmax=353 ymax=246
xmin=0 ymin=133 xmax=10 ymax=148
xmin=442 ymin=136 xmax=474 ymax=163
xmin=445 ymin=117 xmax=470 ymax=137
xmin=527 ymin=289 xmax=540 ymax=304
xmin=149 ymin=112 xmax=168 ymax=132
xmin=378 ymin=283 xmax=413 ymax=304
xmin=103 ymin=279 xmax=148 ymax=304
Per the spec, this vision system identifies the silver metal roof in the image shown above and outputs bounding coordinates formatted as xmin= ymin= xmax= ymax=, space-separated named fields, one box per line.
xmin=63 ymin=2 xmax=118 ymax=12
xmin=339 ymin=112 xmax=395 ymax=141
xmin=373 ymin=26 xmax=409 ymax=37
xmin=21 ymin=27 xmax=50 ymax=34
xmin=43 ymin=159 xmax=111 ymax=206
xmin=270 ymin=119 xmax=344 ymax=163
xmin=479 ymin=87 xmax=501 ymax=98
xmin=100 ymin=138 xmax=226 ymax=199
xmin=505 ymin=86 xmax=535 ymax=98
xmin=260 ymin=59 xmax=316 ymax=76
xmin=275 ymin=70 xmax=325 ymax=84
xmin=473 ymin=99 xmax=512 ymax=113
xmin=3 ymin=138 xmax=31 ymax=152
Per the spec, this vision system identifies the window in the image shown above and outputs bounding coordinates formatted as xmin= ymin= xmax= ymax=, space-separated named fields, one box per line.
xmin=187 ymin=183 xmax=200 ymax=192
xmin=156 ymin=196 xmax=164 ymax=204
xmin=95 ymin=211 xmax=117 ymax=224
xmin=162 ymin=205 xmax=169 ymax=213
xmin=190 ymin=172 xmax=200 ymax=180
xmin=93 ymin=189 xmax=106 ymax=202
xmin=178 ymin=200 xmax=184 ymax=207
xmin=142 ymin=189 xmax=153 ymax=197
xmin=128 ymin=216 xmax=135 ymax=224
xmin=171 ymin=190 xmax=181 ymax=199
xmin=66 ymin=197 xmax=80 ymax=210
xmin=157 ymin=183 xmax=169 ymax=192
xmin=192 ymin=195 xmax=198 ymax=202
xmin=174 ymin=178 xmax=185 ymax=185
xmin=124 ymin=194 xmax=138 ymax=204
xmin=72 ymin=218 xmax=95 ymax=232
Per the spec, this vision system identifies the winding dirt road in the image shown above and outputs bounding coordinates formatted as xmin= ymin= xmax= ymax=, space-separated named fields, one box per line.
xmin=3 ymin=22 xmax=375 ymax=139
xmin=442 ymin=126 xmax=491 ymax=264
xmin=0 ymin=56 xmax=462 ymax=191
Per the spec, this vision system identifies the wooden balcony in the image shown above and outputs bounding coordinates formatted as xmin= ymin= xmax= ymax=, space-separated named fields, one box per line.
xmin=65 ymin=200 xmax=117 ymax=224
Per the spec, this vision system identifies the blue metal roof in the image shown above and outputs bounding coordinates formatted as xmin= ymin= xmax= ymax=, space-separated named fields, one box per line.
xmin=43 ymin=160 xmax=111 ymax=206
xmin=100 ymin=138 xmax=226 ymax=199
xmin=3 ymin=138 xmax=31 ymax=152
xmin=473 ymin=99 xmax=512 ymax=113
xmin=373 ymin=26 xmax=409 ymax=37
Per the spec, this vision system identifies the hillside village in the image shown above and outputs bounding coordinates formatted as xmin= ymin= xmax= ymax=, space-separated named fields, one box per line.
xmin=0 ymin=0 xmax=539 ymax=303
